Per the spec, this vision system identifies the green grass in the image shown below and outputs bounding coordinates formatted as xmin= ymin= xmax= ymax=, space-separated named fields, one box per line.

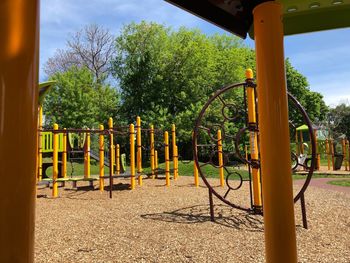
xmin=327 ymin=180 xmax=350 ymax=187
xmin=143 ymin=160 xmax=250 ymax=179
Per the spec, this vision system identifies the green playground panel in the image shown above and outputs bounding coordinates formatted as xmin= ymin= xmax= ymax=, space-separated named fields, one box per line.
xmin=41 ymin=131 xmax=64 ymax=153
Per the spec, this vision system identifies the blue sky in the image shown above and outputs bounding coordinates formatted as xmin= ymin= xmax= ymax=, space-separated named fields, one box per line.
xmin=40 ymin=0 xmax=350 ymax=106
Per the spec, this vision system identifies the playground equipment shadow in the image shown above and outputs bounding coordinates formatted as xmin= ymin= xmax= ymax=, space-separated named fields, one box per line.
xmin=35 ymin=177 xmax=349 ymax=263
xmin=141 ymin=204 xmax=264 ymax=232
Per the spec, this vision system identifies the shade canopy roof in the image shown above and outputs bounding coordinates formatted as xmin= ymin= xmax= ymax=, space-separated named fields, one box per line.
xmin=165 ymin=0 xmax=350 ymax=39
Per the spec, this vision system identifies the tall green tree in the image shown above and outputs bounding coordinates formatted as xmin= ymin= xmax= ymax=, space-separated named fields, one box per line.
xmin=112 ymin=22 xmax=253 ymax=142
xmin=328 ymin=103 xmax=350 ymax=138
xmin=44 ymin=67 xmax=120 ymax=128
xmin=285 ymin=59 xmax=328 ymax=126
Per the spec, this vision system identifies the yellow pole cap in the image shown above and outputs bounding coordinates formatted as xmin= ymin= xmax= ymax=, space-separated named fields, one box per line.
xmin=108 ymin=117 xmax=113 ymax=128
xmin=99 ymin=124 xmax=104 ymax=130
xmin=53 ymin=123 xmax=58 ymax=129
xmin=245 ymin=68 xmax=254 ymax=79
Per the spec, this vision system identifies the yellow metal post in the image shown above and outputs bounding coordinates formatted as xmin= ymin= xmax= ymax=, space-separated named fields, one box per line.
xmin=315 ymin=130 xmax=320 ymax=170
xmin=84 ymin=129 xmax=91 ymax=178
xmin=295 ymin=130 xmax=299 ymax=156
xmin=53 ymin=124 xmax=59 ymax=198
xmin=253 ymin=2 xmax=297 ymax=262
xmin=0 ymin=1 xmax=39 ymax=260
xmin=99 ymin=125 xmax=105 ymax=192
xmin=155 ymin=150 xmax=159 ymax=178
xmin=348 ymin=140 xmax=350 ymax=171
xmin=38 ymin=106 xmax=43 ymax=181
xmin=165 ymin=131 xmax=170 ymax=186
xmin=246 ymin=69 xmax=262 ymax=210
xmin=175 ymin=145 xmax=179 ymax=179
xmin=344 ymin=140 xmax=350 ymax=171
xmin=194 ymin=161 xmax=199 ymax=187
xmin=150 ymin=125 xmax=155 ymax=179
xmin=138 ymin=174 xmax=143 ymax=186
xmin=331 ymin=139 xmax=335 ymax=170
xmin=342 ymin=138 xmax=347 ymax=170
xmin=172 ymin=124 xmax=178 ymax=179
xmin=116 ymin=144 xmax=120 ymax=175
xmin=108 ymin=117 xmax=114 ymax=175
xmin=130 ymin=124 xmax=136 ymax=189
xmin=300 ymin=131 xmax=304 ymax=154
xmin=136 ymin=116 xmax=142 ymax=173
xmin=326 ymin=139 xmax=330 ymax=170
xmin=62 ymin=128 xmax=67 ymax=178
xmin=217 ymin=129 xmax=224 ymax=187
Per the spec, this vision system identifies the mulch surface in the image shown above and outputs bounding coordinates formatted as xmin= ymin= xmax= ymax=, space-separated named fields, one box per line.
xmin=35 ymin=176 xmax=350 ymax=263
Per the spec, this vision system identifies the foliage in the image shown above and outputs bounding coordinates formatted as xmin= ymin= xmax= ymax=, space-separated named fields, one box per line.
xmin=43 ymin=67 xmax=120 ymax=128
xmin=43 ymin=22 xmax=329 ymax=160
xmin=328 ymin=103 xmax=350 ymax=138
xmin=285 ymin=59 xmax=328 ymax=126
xmin=112 ymin=22 xmax=253 ymax=143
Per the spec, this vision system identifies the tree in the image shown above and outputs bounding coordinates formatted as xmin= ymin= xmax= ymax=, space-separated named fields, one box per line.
xmin=43 ymin=67 xmax=120 ymax=128
xmin=328 ymin=103 xmax=350 ymax=139
xmin=111 ymin=22 xmax=252 ymax=143
xmin=285 ymin=59 xmax=328 ymax=126
xmin=44 ymin=24 xmax=115 ymax=83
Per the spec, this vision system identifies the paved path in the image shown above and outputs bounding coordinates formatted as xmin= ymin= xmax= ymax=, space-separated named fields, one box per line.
xmin=295 ymin=178 xmax=350 ymax=194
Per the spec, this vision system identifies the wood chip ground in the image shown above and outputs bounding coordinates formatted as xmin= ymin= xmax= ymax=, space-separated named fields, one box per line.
xmin=35 ymin=177 xmax=350 ymax=262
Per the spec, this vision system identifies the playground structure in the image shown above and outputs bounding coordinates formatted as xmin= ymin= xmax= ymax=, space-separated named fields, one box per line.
xmin=37 ymin=116 xmax=179 ymax=198
xmin=292 ymin=124 xmax=350 ymax=172
xmin=1 ymin=0 xmax=350 ymax=262
xmin=193 ymin=69 xmax=315 ymax=229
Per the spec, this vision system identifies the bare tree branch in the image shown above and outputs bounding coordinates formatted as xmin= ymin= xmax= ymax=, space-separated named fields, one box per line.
xmin=43 ymin=24 xmax=115 ymax=83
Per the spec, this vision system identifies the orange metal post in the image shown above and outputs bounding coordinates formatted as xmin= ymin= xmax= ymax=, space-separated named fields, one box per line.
xmin=342 ymin=138 xmax=347 ymax=171
xmin=150 ymin=125 xmax=155 ymax=179
xmin=314 ymin=130 xmax=320 ymax=170
xmin=253 ymin=2 xmax=297 ymax=262
xmin=108 ymin=117 xmax=114 ymax=175
xmin=38 ymin=106 xmax=43 ymax=181
xmin=348 ymin=140 xmax=350 ymax=171
xmin=0 ymin=1 xmax=40 ymax=259
xmin=99 ymin=125 xmax=105 ymax=191
xmin=295 ymin=130 xmax=299 ymax=156
xmin=84 ymin=129 xmax=91 ymax=178
xmin=155 ymin=150 xmax=159 ymax=178
xmin=194 ymin=162 xmax=199 ymax=187
xmin=245 ymin=145 xmax=248 ymax=169
xmin=172 ymin=124 xmax=178 ymax=179
xmin=165 ymin=131 xmax=170 ymax=186
xmin=299 ymin=131 xmax=304 ymax=154
xmin=130 ymin=124 xmax=136 ymax=189
xmin=326 ymin=139 xmax=330 ymax=170
xmin=331 ymin=139 xmax=335 ymax=170
xmin=217 ymin=129 xmax=224 ymax=187
xmin=175 ymin=145 xmax=179 ymax=178
xmin=52 ymin=124 xmax=59 ymax=197
xmin=136 ymin=116 xmax=142 ymax=173
xmin=62 ymin=128 xmax=67 ymax=178
xmin=116 ymin=144 xmax=120 ymax=175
